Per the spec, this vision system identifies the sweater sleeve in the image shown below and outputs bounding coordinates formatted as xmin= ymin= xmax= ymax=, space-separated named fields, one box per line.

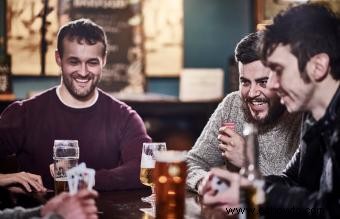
xmin=94 ymin=106 xmax=151 ymax=191
xmin=0 ymin=102 xmax=25 ymax=158
xmin=186 ymin=95 xmax=234 ymax=192
xmin=0 ymin=206 xmax=41 ymax=219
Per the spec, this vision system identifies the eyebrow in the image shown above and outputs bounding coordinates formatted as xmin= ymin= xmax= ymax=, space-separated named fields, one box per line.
xmin=240 ymin=76 xmax=268 ymax=82
xmin=267 ymin=62 xmax=281 ymax=70
xmin=255 ymin=77 xmax=268 ymax=83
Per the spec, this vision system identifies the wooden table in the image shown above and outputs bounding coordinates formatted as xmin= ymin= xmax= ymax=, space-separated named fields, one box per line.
xmin=96 ymin=189 xmax=231 ymax=219
xmin=6 ymin=188 xmax=231 ymax=219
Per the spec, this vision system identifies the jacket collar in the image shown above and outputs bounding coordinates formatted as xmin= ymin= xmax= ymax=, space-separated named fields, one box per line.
xmin=303 ymin=86 xmax=340 ymax=141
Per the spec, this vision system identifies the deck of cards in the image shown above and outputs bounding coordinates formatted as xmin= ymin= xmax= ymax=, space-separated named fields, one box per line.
xmin=223 ymin=122 xmax=235 ymax=131
xmin=66 ymin=163 xmax=95 ymax=195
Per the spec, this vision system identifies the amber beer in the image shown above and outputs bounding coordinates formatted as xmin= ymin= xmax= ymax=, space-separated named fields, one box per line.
xmin=140 ymin=168 xmax=154 ymax=187
xmin=54 ymin=177 xmax=68 ymax=195
xmin=154 ymin=151 xmax=187 ymax=219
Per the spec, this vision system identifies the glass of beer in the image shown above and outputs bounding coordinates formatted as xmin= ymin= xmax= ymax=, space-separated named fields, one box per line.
xmin=140 ymin=142 xmax=167 ymax=203
xmin=154 ymin=150 xmax=187 ymax=219
xmin=53 ymin=140 xmax=79 ymax=195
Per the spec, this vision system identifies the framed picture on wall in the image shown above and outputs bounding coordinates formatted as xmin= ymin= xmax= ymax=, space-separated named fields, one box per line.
xmin=255 ymin=0 xmax=340 ymax=30
xmin=142 ymin=0 xmax=183 ymax=77
xmin=6 ymin=0 xmax=60 ymax=76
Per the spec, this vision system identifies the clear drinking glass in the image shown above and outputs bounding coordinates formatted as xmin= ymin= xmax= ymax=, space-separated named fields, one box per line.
xmin=140 ymin=142 xmax=167 ymax=203
xmin=154 ymin=150 xmax=187 ymax=219
xmin=53 ymin=140 xmax=79 ymax=195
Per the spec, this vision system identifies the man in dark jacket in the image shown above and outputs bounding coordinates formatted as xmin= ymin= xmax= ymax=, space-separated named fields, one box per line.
xmin=199 ymin=3 xmax=340 ymax=219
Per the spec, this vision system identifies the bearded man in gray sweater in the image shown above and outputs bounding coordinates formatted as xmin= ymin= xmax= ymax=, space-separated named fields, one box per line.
xmin=186 ymin=32 xmax=302 ymax=191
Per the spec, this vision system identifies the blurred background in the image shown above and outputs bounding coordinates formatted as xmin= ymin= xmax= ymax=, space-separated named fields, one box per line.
xmin=0 ymin=0 xmax=338 ymax=150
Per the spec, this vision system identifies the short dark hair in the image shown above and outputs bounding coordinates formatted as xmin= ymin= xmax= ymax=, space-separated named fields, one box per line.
xmin=235 ymin=32 xmax=262 ymax=64
xmin=57 ymin=18 xmax=107 ymax=58
xmin=260 ymin=3 xmax=340 ymax=81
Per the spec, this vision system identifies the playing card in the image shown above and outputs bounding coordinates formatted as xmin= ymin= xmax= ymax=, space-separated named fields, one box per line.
xmin=67 ymin=162 xmax=96 ymax=193
xmin=66 ymin=163 xmax=96 ymax=194
xmin=66 ymin=167 xmax=80 ymax=195
xmin=82 ymin=168 xmax=95 ymax=190
xmin=223 ymin=122 xmax=235 ymax=131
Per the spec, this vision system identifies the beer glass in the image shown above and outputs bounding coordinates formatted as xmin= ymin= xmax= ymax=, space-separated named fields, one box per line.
xmin=154 ymin=150 xmax=187 ymax=219
xmin=53 ymin=140 xmax=79 ymax=195
xmin=140 ymin=142 xmax=166 ymax=202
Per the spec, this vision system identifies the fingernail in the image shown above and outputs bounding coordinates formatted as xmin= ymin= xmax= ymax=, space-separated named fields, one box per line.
xmin=217 ymin=135 xmax=221 ymax=140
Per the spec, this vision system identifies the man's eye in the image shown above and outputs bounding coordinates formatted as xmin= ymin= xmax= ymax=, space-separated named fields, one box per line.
xmin=241 ymin=81 xmax=250 ymax=86
xmin=258 ymin=80 xmax=267 ymax=88
xmin=69 ymin=60 xmax=78 ymax=65
xmin=88 ymin=62 xmax=99 ymax=66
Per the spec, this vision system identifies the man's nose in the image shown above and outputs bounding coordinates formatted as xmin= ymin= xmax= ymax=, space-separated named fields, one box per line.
xmin=78 ymin=63 xmax=88 ymax=76
xmin=267 ymin=72 xmax=279 ymax=91
xmin=248 ymin=84 xmax=260 ymax=98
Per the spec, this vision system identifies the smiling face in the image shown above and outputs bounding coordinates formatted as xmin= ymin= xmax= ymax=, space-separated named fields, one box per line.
xmin=266 ymin=44 xmax=315 ymax=114
xmin=56 ymin=38 xmax=106 ymax=101
xmin=239 ymin=60 xmax=285 ymax=124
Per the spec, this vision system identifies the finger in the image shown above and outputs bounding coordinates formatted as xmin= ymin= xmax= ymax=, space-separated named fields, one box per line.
xmin=15 ymin=178 xmax=32 ymax=192
xmin=218 ymin=134 xmax=234 ymax=146
xmin=50 ymin=164 xmax=55 ymax=177
xmin=88 ymin=215 xmax=99 ymax=219
xmin=210 ymin=168 xmax=238 ymax=183
xmin=202 ymin=193 xmax=222 ymax=205
xmin=19 ymin=174 xmax=45 ymax=192
xmin=25 ymin=173 xmax=46 ymax=191
xmin=83 ymin=205 xmax=98 ymax=214
xmin=219 ymin=127 xmax=236 ymax=136
xmin=81 ymin=199 xmax=96 ymax=206
xmin=199 ymin=173 xmax=214 ymax=195
xmin=26 ymin=172 xmax=43 ymax=184
xmin=76 ymin=189 xmax=99 ymax=199
xmin=218 ymin=143 xmax=228 ymax=152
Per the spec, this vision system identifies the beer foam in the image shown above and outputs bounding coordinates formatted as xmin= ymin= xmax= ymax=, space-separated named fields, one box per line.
xmin=155 ymin=151 xmax=187 ymax=162
xmin=141 ymin=154 xmax=155 ymax=168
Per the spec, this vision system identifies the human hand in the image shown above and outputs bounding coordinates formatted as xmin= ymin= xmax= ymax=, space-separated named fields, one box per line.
xmin=197 ymin=172 xmax=214 ymax=195
xmin=41 ymin=189 xmax=99 ymax=219
xmin=0 ymin=172 xmax=46 ymax=192
xmin=201 ymin=168 xmax=245 ymax=211
xmin=218 ymin=126 xmax=246 ymax=168
xmin=49 ymin=163 xmax=54 ymax=177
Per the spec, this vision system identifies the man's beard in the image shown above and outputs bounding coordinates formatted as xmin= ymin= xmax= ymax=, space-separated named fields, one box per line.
xmin=62 ymin=72 xmax=100 ymax=100
xmin=242 ymin=97 xmax=285 ymax=125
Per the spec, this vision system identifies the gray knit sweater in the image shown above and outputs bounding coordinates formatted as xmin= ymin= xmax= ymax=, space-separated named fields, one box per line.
xmin=0 ymin=206 xmax=62 ymax=219
xmin=186 ymin=91 xmax=302 ymax=191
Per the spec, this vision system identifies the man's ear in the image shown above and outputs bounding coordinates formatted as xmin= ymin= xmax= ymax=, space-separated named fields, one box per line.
xmin=309 ymin=53 xmax=330 ymax=82
xmin=55 ymin=49 xmax=62 ymax=66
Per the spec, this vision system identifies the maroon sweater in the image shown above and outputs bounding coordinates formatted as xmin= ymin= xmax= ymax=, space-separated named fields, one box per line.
xmin=0 ymin=87 xmax=151 ymax=191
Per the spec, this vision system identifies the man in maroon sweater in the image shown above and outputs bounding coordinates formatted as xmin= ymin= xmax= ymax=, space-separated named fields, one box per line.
xmin=0 ymin=18 xmax=151 ymax=191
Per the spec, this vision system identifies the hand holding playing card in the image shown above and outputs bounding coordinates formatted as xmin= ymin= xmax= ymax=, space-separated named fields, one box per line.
xmin=66 ymin=163 xmax=95 ymax=195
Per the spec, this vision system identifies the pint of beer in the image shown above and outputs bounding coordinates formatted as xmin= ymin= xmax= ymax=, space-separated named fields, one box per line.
xmin=154 ymin=150 xmax=187 ymax=219
xmin=53 ymin=140 xmax=79 ymax=195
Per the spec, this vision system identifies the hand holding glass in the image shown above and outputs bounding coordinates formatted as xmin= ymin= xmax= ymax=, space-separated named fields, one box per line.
xmin=140 ymin=142 xmax=166 ymax=202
